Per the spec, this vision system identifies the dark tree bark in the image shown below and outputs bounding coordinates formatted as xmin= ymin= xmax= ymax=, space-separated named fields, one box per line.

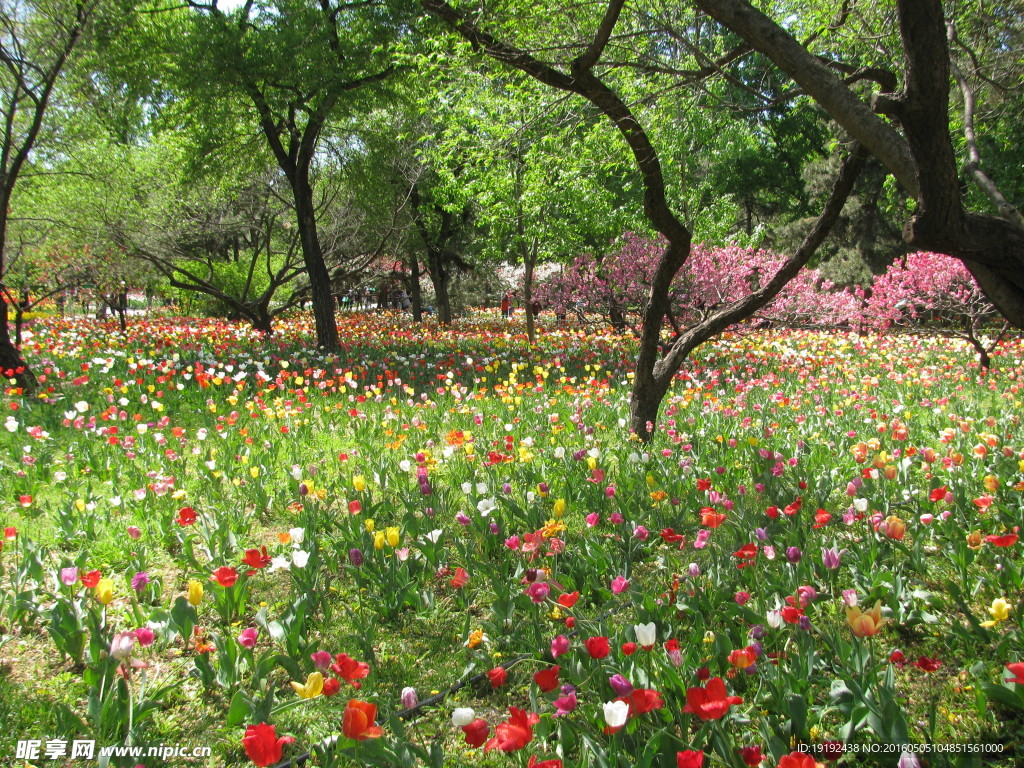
xmin=409 ymin=181 xmax=472 ymax=326
xmin=523 ymin=237 xmax=537 ymax=345
xmin=406 ymin=252 xmax=424 ymax=322
xmin=0 ymin=1 xmax=92 ymax=392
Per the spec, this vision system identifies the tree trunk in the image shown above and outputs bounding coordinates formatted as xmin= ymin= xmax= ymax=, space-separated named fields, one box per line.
xmin=291 ymin=169 xmax=340 ymax=351
xmin=0 ymin=297 xmax=35 ymax=392
xmin=427 ymin=251 xmax=452 ymax=324
xmin=252 ymin=309 xmax=274 ymax=335
xmin=117 ymin=291 xmax=128 ymax=332
xmin=628 ymin=371 xmax=671 ymax=442
xmin=407 ymin=252 xmax=423 ymax=322
xmin=523 ymin=237 xmax=537 ymax=345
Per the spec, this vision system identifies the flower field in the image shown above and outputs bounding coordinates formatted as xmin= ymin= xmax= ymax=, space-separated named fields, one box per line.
xmin=1 ymin=313 xmax=1022 ymax=768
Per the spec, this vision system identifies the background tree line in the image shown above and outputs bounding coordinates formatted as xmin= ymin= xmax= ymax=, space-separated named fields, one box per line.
xmin=1 ymin=0 xmax=1021 ymax=435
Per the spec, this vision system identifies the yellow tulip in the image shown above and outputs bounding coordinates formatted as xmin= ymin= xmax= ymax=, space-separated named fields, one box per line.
xmin=552 ymin=498 xmax=566 ymax=518
xmin=187 ymin=579 xmax=204 ymax=606
xmin=983 ymin=474 xmax=999 ymax=492
xmin=374 ymin=531 xmax=386 ymax=550
xmin=95 ymin=578 xmax=114 ymax=605
xmin=385 ymin=527 xmax=400 ymax=547
xmin=981 ymin=598 xmax=1011 ymax=627
xmin=353 ymin=475 xmax=366 ymax=493
xmin=291 ymin=671 xmax=324 ymax=699
xmin=364 ymin=518 xmax=374 ymax=533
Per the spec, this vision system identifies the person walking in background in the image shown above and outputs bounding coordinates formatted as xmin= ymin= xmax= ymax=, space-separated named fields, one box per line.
xmin=500 ymin=293 xmax=511 ymax=319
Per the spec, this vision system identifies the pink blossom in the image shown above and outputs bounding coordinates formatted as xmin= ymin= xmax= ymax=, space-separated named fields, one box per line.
xmin=610 ymin=576 xmax=629 ymax=594
xmin=238 ymin=627 xmax=259 ymax=648
xmin=134 ymin=627 xmax=155 ymax=647
xmin=551 ymin=635 xmax=570 ymax=657
xmin=525 ymin=582 xmax=550 ymax=603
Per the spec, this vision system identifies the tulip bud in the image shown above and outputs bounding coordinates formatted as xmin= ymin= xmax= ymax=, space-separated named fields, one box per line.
xmin=401 ymin=687 xmax=419 ymax=710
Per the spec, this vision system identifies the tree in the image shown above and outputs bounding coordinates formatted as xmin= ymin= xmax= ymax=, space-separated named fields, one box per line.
xmin=175 ymin=0 xmax=407 ymax=349
xmin=421 ymin=0 xmax=865 ymax=440
xmin=0 ymin=0 xmax=99 ymax=390
xmin=537 ymin=235 xmax=860 ymax=333
xmin=690 ymin=0 xmax=1024 ymax=326
xmin=858 ymin=252 xmax=1007 ymax=371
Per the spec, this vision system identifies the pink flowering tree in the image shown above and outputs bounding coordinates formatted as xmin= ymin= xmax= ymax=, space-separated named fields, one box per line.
xmin=857 ymin=252 xmax=1009 ymax=369
xmin=536 ymin=234 xmax=861 ymax=333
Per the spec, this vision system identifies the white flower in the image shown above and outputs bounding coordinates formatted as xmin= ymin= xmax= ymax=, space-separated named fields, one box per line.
xmin=269 ymin=556 xmax=291 ymax=572
xmin=461 ymin=482 xmax=472 ymax=494
xmin=602 ymin=700 xmax=630 ymax=729
xmin=634 ymin=622 xmax=656 ymax=647
xmin=290 ymin=465 xmax=303 ymax=480
xmin=477 ymin=498 xmax=496 ymax=516
xmin=423 ymin=529 xmax=443 ymax=543
xmin=554 ymin=447 xmax=565 ymax=459
xmin=451 ymin=707 xmax=475 ymax=727
xmin=5 ymin=416 xmax=19 ymax=432
xmin=292 ymin=550 xmax=310 ymax=568
xmin=475 ymin=482 xmax=488 ymax=494
xmin=74 ymin=401 xmax=89 ymax=413
xmin=289 ymin=527 xmax=305 ymax=545
xmin=399 ymin=460 xmax=411 ymax=472
xmin=766 ymin=609 xmax=784 ymax=629
xmin=853 ymin=498 xmax=868 ymax=512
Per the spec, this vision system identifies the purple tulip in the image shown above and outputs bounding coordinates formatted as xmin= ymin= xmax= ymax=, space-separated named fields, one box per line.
xmin=609 ymin=674 xmax=633 ymax=696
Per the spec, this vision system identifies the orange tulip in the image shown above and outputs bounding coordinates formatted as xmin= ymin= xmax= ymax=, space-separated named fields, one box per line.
xmin=846 ymin=600 xmax=887 ymax=637
xmin=342 ymin=699 xmax=383 ymax=740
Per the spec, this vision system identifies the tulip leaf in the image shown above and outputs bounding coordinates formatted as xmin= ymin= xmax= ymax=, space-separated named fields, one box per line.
xmin=225 ymin=690 xmax=250 ymax=727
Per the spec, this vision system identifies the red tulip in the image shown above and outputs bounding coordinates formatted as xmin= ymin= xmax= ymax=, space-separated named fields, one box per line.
xmin=682 ymin=677 xmax=742 ymax=720
xmin=462 ymin=718 xmax=490 ymax=747
xmin=533 ymin=665 xmax=560 ymax=692
xmin=676 ymin=750 xmax=704 ymax=768
xmin=739 ymin=745 xmax=763 ymax=766
xmin=487 ymin=666 xmax=508 ymax=689
xmin=528 ymin=756 xmax=563 ymax=768
xmin=450 ymin=567 xmax=470 ymax=588
xmin=585 ymin=636 xmax=610 ymax=659
xmin=211 ymin=566 xmax=239 ymax=587
xmin=485 ymin=707 xmax=539 ymax=752
xmin=621 ymin=688 xmax=664 ymax=716
xmin=176 ymin=506 xmax=196 ymax=526
xmin=331 ymin=653 xmax=370 ymax=684
xmin=556 ymin=591 xmax=579 ymax=608
xmin=777 ymin=752 xmax=819 ymax=768
xmin=242 ymin=547 xmax=271 ymax=570
xmin=1005 ymin=662 xmax=1024 ymax=685
xmin=242 ymin=723 xmax=294 ymax=767
xmin=986 ymin=534 xmax=1019 ymax=547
